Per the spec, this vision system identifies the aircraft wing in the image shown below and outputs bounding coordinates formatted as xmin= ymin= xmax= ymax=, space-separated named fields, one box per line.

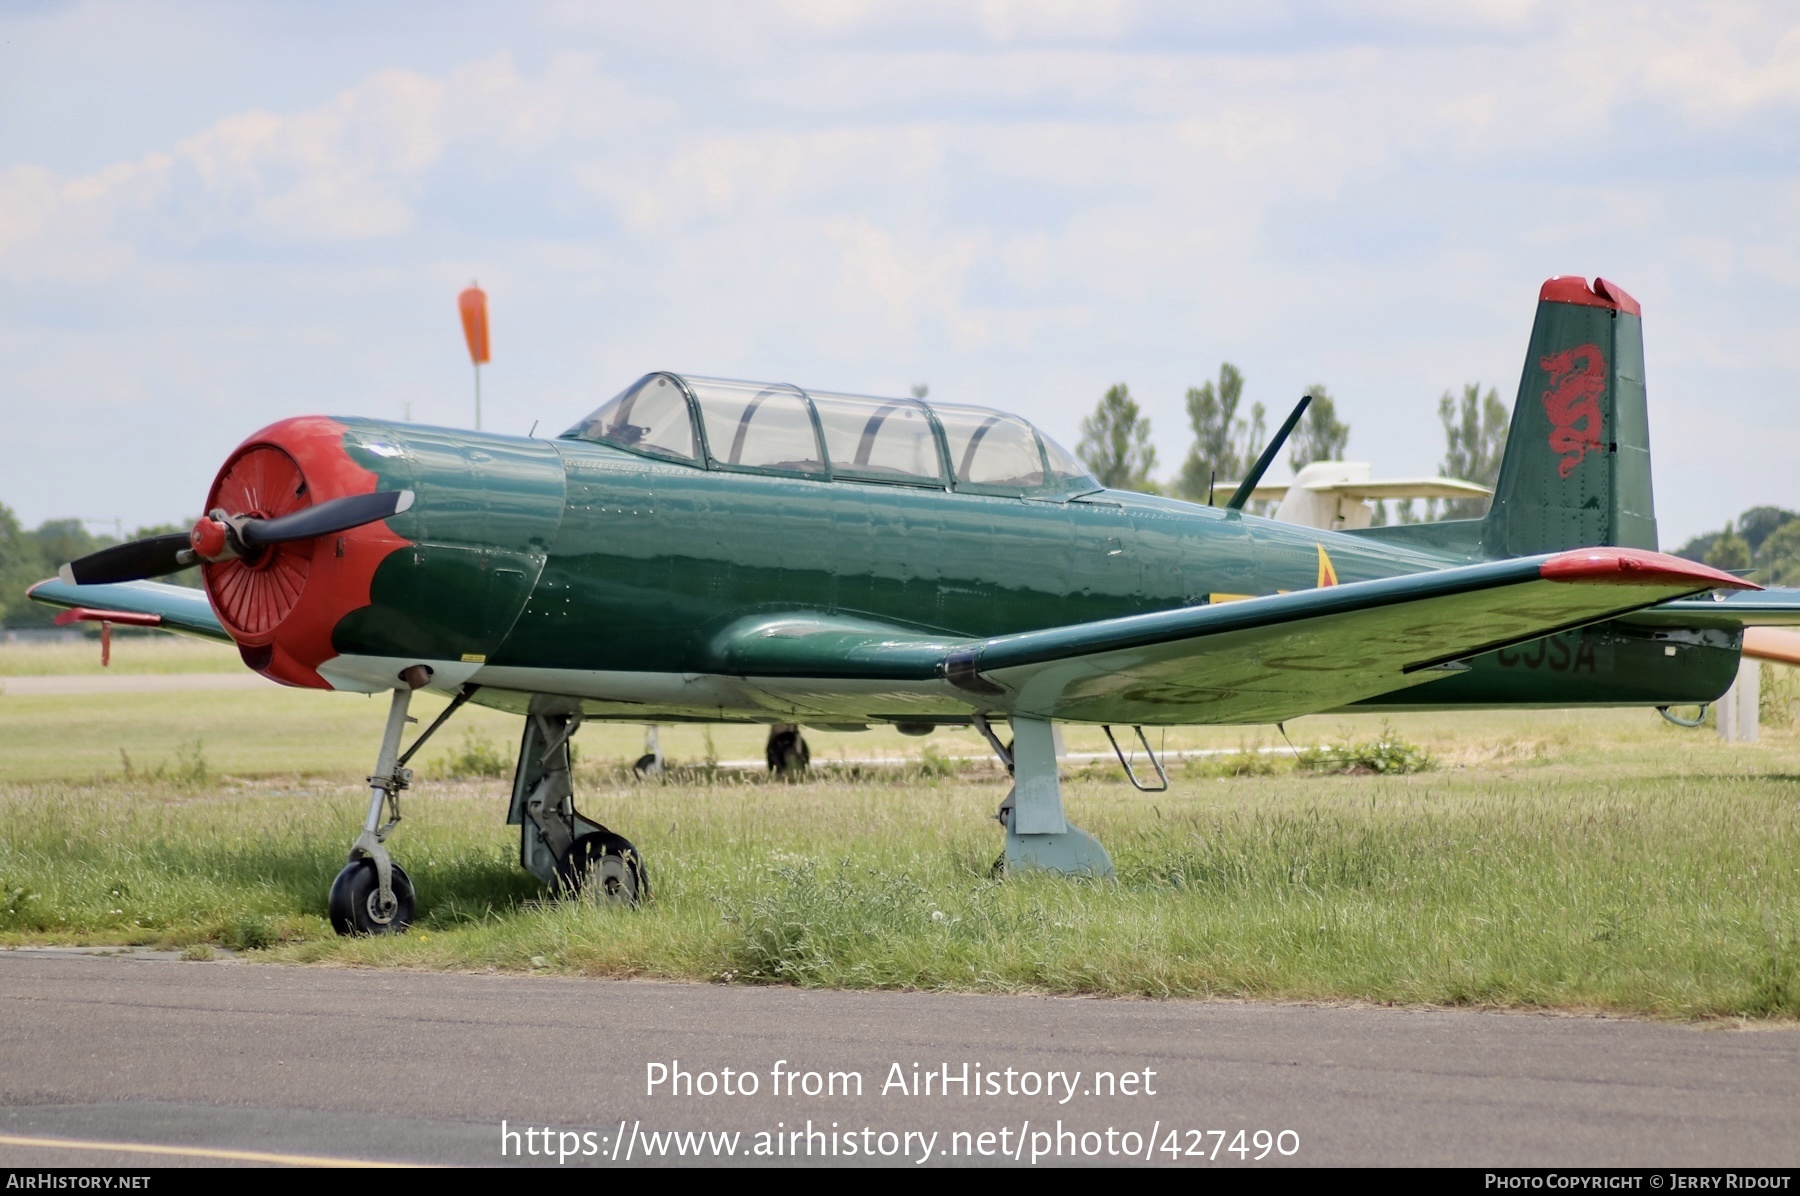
xmin=26 ymin=578 xmax=232 ymax=642
xmin=711 ymin=548 xmax=1750 ymax=725
xmin=951 ymin=548 xmax=1749 ymax=723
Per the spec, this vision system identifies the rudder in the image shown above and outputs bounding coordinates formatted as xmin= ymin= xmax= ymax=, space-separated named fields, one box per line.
xmin=1481 ymin=275 xmax=1658 ymax=555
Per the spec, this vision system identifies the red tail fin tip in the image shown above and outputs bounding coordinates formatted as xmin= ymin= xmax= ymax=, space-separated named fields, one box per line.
xmin=1538 ymin=275 xmax=1641 ymax=317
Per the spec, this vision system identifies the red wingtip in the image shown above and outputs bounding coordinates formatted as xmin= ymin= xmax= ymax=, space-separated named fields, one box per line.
xmin=1539 ymin=275 xmax=1642 ymax=317
xmin=1539 ymin=547 xmax=1757 ymax=590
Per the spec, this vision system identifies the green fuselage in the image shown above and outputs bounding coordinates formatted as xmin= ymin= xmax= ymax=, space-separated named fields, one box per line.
xmin=324 ymin=418 xmax=1738 ymax=725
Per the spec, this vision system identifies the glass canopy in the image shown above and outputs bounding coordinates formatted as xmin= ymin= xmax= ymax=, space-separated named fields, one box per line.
xmin=564 ymin=373 xmax=1097 ymax=496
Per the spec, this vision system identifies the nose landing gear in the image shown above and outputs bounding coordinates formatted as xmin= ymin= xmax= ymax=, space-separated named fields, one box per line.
xmin=328 ymin=669 xmax=475 ymax=936
xmin=330 ymin=683 xmax=421 ymax=936
xmin=329 ymin=858 xmax=416 ymax=935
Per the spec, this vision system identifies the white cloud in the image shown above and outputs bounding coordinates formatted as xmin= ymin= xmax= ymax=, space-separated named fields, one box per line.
xmin=1595 ymin=3 xmax=1800 ymax=118
xmin=175 ymin=69 xmax=443 ymax=240
xmin=0 ymin=51 xmax=681 ymax=269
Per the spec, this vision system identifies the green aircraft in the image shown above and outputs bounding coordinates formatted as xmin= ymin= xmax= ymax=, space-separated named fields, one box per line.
xmin=32 ymin=274 xmax=1800 ymax=935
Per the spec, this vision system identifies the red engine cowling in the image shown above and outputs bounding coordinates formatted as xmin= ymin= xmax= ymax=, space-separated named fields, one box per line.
xmin=202 ymin=417 xmax=409 ymax=689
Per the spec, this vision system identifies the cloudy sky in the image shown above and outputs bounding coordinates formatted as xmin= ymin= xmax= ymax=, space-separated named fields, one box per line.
xmin=2 ymin=1 xmax=1796 ymax=545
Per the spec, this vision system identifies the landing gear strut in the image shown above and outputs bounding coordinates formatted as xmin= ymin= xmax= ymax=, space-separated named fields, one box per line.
xmin=974 ymin=713 xmax=1113 ymax=880
xmin=509 ymin=713 xmax=647 ymax=904
xmin=329 ymin=671 xmax=475 ymax=936
xmin=331 ymin=672 xmax=419 ymax=935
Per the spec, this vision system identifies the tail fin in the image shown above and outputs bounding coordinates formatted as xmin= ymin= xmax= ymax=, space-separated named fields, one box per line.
xmin=1480 ymin=276 xmax=1658 ymax=555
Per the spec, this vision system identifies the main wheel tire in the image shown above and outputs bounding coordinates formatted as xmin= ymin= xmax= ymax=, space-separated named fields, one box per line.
xmin=557 ymin=832 xmax=648 ymax=905
xmin=328 ymin=858 xmax=415 ymax=936
xmin=766 ymin=726 xmax=810 ymax=775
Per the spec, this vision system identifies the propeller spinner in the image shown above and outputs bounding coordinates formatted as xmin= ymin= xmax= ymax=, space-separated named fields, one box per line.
xmin=59 ymin=490 xmax=415 ymax=586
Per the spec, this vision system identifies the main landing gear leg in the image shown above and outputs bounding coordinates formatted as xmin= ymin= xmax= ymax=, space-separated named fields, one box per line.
xmin=330 ymin=684 xmax=418 ymax=935
xmin=979 ymin=715 xmax=1113 ymax=880
xmin=508 ymin=713 xmax=647 ymax=904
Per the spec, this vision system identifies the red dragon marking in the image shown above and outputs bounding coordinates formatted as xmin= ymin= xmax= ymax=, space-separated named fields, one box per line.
xmin=1539 ymin=343 xmax=1606 ymax=478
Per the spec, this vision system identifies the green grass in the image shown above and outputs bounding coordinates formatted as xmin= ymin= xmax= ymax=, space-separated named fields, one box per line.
xmin=0 ymin=634 xmax=242 ymax=676
xmin=0 ymin=688 xmax=524 ymax=783
xmin=1 ymin=684 xmax=1797 ymax=1019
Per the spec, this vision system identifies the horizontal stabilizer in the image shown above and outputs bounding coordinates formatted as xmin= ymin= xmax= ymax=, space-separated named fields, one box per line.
xmin=1225 ymin=476 xmax=1493 ymax=503
xmin=1624 ymin=586 xmax=1800 ymax=628
xmin=1309 ymin=478 xmax=1494 ymax=501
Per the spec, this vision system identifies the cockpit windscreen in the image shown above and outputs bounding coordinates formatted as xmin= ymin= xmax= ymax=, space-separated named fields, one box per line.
xmin=563 ymin=374 xmax=698 ymax=463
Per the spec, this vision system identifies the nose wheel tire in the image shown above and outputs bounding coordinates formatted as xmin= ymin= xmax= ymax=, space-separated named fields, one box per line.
xmin=328 ymin=858 xmax=416 ymax=936
xmin=557 ymin=832 xmax=648 ymax=905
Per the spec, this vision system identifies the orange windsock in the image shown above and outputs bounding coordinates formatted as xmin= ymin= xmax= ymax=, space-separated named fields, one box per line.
xmin=458 ymin=283 xmax=490 ymax=365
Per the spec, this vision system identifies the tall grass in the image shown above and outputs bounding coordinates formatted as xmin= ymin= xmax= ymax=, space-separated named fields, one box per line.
xmin=2 ymin=748 xmax=1796 ymax=1019
xmin=0 ymin=635 xmax=241 ymax=676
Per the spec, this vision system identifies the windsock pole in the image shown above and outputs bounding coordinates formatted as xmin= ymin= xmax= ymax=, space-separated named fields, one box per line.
xmin=458 ymin=283 xmax=491 ymax=431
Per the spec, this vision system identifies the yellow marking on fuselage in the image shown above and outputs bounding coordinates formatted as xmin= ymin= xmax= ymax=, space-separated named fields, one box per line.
xmin=1316 ymin=544 xmax=1339 ymax=588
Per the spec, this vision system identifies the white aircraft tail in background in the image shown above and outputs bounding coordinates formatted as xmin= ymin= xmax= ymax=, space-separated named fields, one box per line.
xmin=1223 ymin=461 xmax=1493 ymax=531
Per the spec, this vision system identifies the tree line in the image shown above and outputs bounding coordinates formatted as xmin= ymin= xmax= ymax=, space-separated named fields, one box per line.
xmin=0 ymin=506 xmax=200 ymax=629
xmin=1073 ymin=365 xmax=1508 ymax=523
xmin=1069 ymin=367 xmax=1799 ymax=579
xmin=1675 ymin=507 xmax=1800 ymax=586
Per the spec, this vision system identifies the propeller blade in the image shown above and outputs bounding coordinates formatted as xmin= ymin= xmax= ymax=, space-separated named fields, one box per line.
xmin=58 ymin=490 xmax=413 ymax=583
xmin=58 ymin=534 xmax=195 ymax=586
xmin=238 ymin=490 xmax=414 ymax=548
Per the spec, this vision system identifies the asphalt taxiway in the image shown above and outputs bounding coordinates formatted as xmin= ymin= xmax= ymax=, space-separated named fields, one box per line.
xmin=0 ymin=950 xmax=1795 ymax=1167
